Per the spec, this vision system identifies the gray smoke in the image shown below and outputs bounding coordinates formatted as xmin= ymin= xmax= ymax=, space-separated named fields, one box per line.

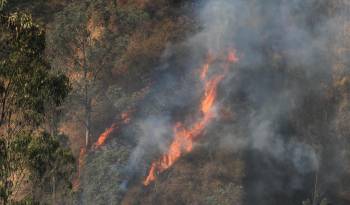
xmin=124 ymin=1 xmax=347 ymax=203
xmin=126 ymin=115 xmax=172 ymax=175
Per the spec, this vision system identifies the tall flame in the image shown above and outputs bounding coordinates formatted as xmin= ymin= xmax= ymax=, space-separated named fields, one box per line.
xmin=143 ymin=49 xmax=239 ymax=186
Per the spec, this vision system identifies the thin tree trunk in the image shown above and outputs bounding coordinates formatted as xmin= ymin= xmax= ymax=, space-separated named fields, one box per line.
xmin=82 ymin=40 xmax=91 ymax=149
xmin=84 ymin=67 xmax=91 ymax=148
xmin=52 ymin=175 xmax=56 ymax=205
xmin=85 ymin=104 xmax=91 ymax=148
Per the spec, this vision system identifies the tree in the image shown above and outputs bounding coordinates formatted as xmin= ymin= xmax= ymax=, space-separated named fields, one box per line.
xmin=26 ymin=133 xmax=75 ymax=204
xmin=0 ymin=9 xmax=73 ymax=204
xmin=48 ymin=2 xmax=110 ymax=148
xmin=47 ymin=1 xmax=156 ymax=149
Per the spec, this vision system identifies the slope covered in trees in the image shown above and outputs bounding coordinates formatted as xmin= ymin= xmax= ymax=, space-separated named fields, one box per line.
xmin=1 ymin=0 xmax=350 ymax=205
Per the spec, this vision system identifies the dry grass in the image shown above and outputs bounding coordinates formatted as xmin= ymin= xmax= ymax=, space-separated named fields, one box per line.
xmin=122 ymin=147 xmax=245 ymax=205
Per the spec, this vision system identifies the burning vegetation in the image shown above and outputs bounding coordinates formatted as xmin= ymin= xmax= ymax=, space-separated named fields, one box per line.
xmin=144 ymin=50 xmax=239 ymax=186
xmin=93 ymin=109 xmax=135 ymax=149
xmin=2 ymin=0 xmax=350 ymax=205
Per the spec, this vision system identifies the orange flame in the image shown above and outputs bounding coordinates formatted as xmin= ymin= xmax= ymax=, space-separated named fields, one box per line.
xmin=93 ymin=109 xmax=134 ymax=149
xmin=143 ymin=49 xmax=239 ymax=186
xmin=93 ymin=123 xmax=118 ymax=149
xmin=73 ymin=109 xmax=136 ymax=190
xmin=200 ymin=53 xmax=214 ymax=81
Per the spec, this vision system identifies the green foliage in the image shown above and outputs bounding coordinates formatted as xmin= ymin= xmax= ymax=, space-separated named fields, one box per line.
xmin=0 ymin=132 xmax=75 ymax=204
xmin=0 ymin=9 xmax=73 ymax=204
xmin=0 ymin=12 xmax=70 ymax=126
xmin=48 ymin=1 xmax=89 ymax=60
xmin=0 ymin=132 xmax=31 ymax=203
xmin=27 ymin=133 xmax=75 ymax=181
xmin=27 ymin=132 xmax=75 ymax=200
xmin=116 ymin=6 xmax=150 ymax=33
xmin=81 ymin=147 xmax=130 ymax=205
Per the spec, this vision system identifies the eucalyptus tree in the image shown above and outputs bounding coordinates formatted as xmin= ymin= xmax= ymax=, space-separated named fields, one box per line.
xmin=48 ymin=2 xmax=109 ymax=148
xmin=0 ymin=8 xmax=74 ymax=204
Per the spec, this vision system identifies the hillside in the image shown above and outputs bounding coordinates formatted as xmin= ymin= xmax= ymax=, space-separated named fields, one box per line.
xmin=1 ymin=0 xmax=350 ymax=205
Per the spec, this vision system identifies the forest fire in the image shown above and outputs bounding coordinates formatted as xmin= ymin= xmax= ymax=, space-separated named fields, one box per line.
xmin=143 ymin=50 xmax=239 ymax=186
xmin=73 ymin=109 xmax=135 ymax=189
xmin=200 ymin=54 xmax=214 ymax=81
xmin=93 ymin=123 xmax=118 ymax=148
xmin=93 ymin=110 xmax=134 ymax=149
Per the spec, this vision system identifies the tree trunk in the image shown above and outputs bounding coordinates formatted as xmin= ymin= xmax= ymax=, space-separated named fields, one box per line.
xmin=84 ymin=65 xmax=91 ymax=148
xmin=52 ymin=176 xmax=56 ymax=205
xmin=85 ymin=104 xmax=91 ymax=148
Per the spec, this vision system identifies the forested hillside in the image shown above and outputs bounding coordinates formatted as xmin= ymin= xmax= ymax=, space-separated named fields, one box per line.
xmin=0 ymin=0 xmax=350 ymax=205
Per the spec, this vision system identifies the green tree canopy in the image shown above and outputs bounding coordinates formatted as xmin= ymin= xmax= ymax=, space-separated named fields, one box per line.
xmin=0 ymin=10 xmax=74 ymax=204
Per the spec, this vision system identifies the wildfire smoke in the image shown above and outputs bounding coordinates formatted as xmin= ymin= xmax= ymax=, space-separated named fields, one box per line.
xmin=143 ymin=50 xmax=239 ymax=186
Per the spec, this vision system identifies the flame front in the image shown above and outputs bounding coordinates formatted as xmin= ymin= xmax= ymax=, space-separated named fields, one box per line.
xmin=73 ymin=109 xmax=135 ymax=189
xmin=143 ymin=50 xmax=239 ymax=186
xmin=93 ymin=109 xmax=134 ymax=149
xmin=94 ymin=123 xmax=118 ymax=148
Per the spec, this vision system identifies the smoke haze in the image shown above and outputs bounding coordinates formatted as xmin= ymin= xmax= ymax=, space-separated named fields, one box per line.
xmin=123 ymin=0 xmax=348 ymax=204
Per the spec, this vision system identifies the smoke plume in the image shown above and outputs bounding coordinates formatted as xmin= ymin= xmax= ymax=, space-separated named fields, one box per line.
xmin=124 ymin=0 xmax=347 ymax=203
